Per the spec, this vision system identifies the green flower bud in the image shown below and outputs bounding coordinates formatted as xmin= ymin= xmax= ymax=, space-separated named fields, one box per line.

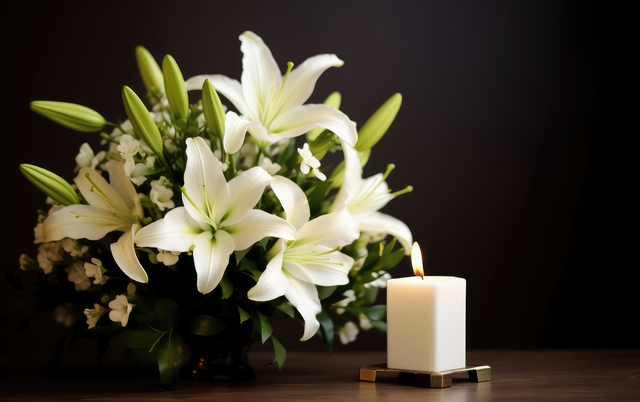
xmin=307 ymin=91 xmax=342 ymax=142
xmin=135 ymin=46 xmax=165 ymax=97
xmin=201 ymin=79 xmax=226 ymax=138
xmin=309 ymin=129 xmax=336 ymax=161
xmin=19 ymin=164 xmax=79 ymax=206
xmin=162 ymin=55 xmax=189 ymax=120
xmin=355 ymin=93 xmax=402 ymax=152
xmin=122 ymin=86 xmax=163 ymax=158
xmin=30 ymin=101 xmax=106 ymax=133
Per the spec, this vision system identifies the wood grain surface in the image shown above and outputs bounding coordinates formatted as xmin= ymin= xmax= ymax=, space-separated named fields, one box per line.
xmin=1 ymin=350 xmax=639 ymax=401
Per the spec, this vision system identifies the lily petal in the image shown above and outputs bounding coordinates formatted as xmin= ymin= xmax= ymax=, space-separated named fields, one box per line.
xmin=357 ymin=211 xmax=413 ymax=255
xmin=239 ymin=31 xmax=282 ymax=120
xmin=222 ymin=167 xmax=273 ymax=226
xmin=269 ymin=104 xmax=358 ymax=147
xmin=224 ymin=209 xmax=296 ymax=250
xmin=107 ymin=161 xmax=144 ymax=220
xmin=111 ymin=224 xmax=148 ymax=283
xmin=75 ymin=167 xmax=132 ymax=219
xmin=223 ymin=111 xmax=253 ymax=154
xmin=43 ymin=204 xmax=131 ymax=241
xmin=330 ymin=140 xmax=362 ymax=212
xmin=283 ymin=275 xmax=322 ymax=341
xmin=270 ymin=176 xmax=309 ymax=232
xmin=134 ymin=207 xmax=202 ymax=252
xmin=192 ymin=230 xmax=234 ymax=294
xmin=284 ymin=247 xmax=353 ymax=286
xmin=185 ymin=74 xmax=252 ymax=117
xmin=279 ymin=54 xmax=344 ymax=114
xmin=183 ymin=137 xmax=230 ymax=225
xmin=247 ymin=241 xmax=290 ymax=301
xmin=351 ymin=173 xmax=394 ymax=215
xmin=295 ymin=208 xmax=359 ymax=249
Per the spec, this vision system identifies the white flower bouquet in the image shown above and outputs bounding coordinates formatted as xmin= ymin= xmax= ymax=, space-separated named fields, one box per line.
xmin=17 ymin=31 xmax=413 ymax=388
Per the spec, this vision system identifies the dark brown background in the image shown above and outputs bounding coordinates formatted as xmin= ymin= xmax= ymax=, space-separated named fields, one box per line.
xmin=2 ymin=0 xmax=632 ymax=364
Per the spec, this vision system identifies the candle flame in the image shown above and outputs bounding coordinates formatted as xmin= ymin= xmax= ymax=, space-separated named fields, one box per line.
xmin=411 ymin=242 xmax=424 ymax=279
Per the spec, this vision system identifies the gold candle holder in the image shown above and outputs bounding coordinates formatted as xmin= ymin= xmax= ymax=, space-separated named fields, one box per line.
xmin=359 ymin=363 xmax=491 ymax=388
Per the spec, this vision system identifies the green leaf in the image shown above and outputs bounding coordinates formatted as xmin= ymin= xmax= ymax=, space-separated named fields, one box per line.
xmin=362 ymin=286 xmax=379 ymax=304
xmin=271 ymin=335 xmax=286 ymax=370
xmin=114 ymin=330 xmax=160 ymax=349
xmin=157 ymin=329 xmax=183 ymax=390
xmin=220 ymin=276 xmax=233 ymax=299
xmin=234 ymin=247 xmax=251 ymax=266
xmin=237 ymin=306 xmax=251 ymax=324
xmin=316 ymin=310 xmax=335 ymax=354
xmin=189 ymin=314 xmax=228 ymax=336
xmin=153 ymin=298 xmax=182 ymax=331
xmin=258 ymin=237 xmax=269 ymax=250
xmin=257 ymin=311 xmax=273 ymax=344
xmin=317 ymin=285 xmax=337 ymax=301
xmin=380 ymin=248 xmax=405 ymax=271
xmin=359 ymin=305 xmax=387 ymax=321
xmin=370 ymin=320 xmax=387 ymax=332
xmin=276 ymin=302 xmax=295 ymax=318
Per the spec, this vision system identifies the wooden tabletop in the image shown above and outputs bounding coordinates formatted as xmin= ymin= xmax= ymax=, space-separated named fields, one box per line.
xmin=1 ymin=349 xmax=639 ymax=401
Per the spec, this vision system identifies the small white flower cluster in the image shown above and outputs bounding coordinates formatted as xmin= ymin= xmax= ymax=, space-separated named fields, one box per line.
xmin=117 ymin=134 xmax=157 ymax=186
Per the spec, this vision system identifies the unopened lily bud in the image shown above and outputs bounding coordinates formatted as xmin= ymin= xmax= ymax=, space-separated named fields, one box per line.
xmin=202 ymin=79 xmax=226 ymax=138
xmin=19 ymin=164 xmax=79 ymax=206
xmin=307 ymin=91 xmax=342 ymax=142
xmin=30 ymin=101 xmax=106 ymax=132
xmin=309 ymin=129 xmax=335 ymax=161
xmin=355 ymin=93 xmax=402 ymax=152
xmin=122 ymin=86 xmax=163 ymax=158
xmin=162 ymin=55 xmax=189 ymax=120
xmin=135 ymin=46 xmax=165 ymax=97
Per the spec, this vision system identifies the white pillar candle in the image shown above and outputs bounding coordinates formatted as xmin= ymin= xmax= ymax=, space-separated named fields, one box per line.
xmin=387 ymin=243 xmax=466 ymax=372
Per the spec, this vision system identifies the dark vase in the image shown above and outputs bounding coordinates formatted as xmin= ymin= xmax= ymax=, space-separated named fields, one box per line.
xmin=181 ymin=323 xmax=258 ymax=382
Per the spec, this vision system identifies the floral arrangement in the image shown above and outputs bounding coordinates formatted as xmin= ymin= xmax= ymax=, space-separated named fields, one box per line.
xmin=16 ymin=31 xmax=413 ymax=388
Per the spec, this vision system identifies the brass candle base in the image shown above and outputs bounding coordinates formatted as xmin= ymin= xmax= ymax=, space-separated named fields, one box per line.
xmin=359 ymin=363 xmax=491 ymax=388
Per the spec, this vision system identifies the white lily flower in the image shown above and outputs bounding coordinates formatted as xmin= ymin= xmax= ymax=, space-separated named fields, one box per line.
xmin=84 ymin=303 xmax=109 ymax=329
xmin=338 ymin=321 xmax=359 ymax=345
xmin=135 ymin=137 xmax=296 ymax=294
xmin=247 ymin=176 xmax=359 ymax=341
xmin=108 ymin=294 xmax=133 ymax=327
xmin=43 ymin=161 xmax=149 ymax=283
xmin=298 ymin=143 xmax=326 ymax=181
xmin=330 ymin=141 xmax=413 ymax=255
xmin=185 ymin=31 xmax=358 ymax=149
